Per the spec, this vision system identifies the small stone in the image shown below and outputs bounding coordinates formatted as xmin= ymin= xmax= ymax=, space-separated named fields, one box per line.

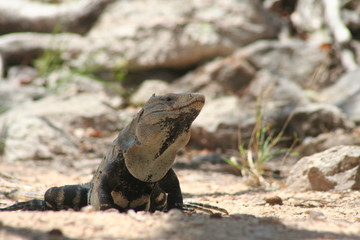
xmin=264 ymin=196 xmax=283 ymax=205
xmin=47 ymin=228 xmax=63 ymax=236
xmin=307 ymin=211 xmax=327 ymax=220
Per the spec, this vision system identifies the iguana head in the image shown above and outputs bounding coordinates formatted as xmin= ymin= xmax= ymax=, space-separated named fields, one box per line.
xmin=118 ymin=93 xmax=205 ymax=182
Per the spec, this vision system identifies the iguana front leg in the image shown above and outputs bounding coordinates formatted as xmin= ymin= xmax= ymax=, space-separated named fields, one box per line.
xmin=150 ymin=168 xmax=183 ymax=212
xmin=91 ymin=158 xmax=154 ymax=212
xmin=97 ymin=183 xmax=120 ymax=211
xmin=94 ymin=165 xmax=127 ymax=211
xmin=158 ymin=168 xmax=183 ymax=210
xmin=149 ymin=168 xmax=228 ymax=215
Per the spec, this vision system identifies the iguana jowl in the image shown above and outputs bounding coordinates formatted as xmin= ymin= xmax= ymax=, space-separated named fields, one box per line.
xmin=1 ymin=93 xmax=215 ymax=213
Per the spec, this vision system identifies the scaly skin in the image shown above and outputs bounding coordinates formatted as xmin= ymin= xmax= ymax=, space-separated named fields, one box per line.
xmin=1 ymin=93 xmax=205 ymax=212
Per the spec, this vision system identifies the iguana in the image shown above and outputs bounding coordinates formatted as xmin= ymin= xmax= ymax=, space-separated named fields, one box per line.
xmin=0 ymin=93 xmax=227 ymax=214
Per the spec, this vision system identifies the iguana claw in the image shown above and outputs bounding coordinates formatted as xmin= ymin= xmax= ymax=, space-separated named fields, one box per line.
xmin=179 ymin=202 xmax=229 ymax=215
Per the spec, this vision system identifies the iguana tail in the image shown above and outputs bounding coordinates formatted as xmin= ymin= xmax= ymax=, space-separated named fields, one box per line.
xmin=0 ymin=199 xmax=48 ymax=211
xmin=1 ymin=184 xmax=90 ymax=211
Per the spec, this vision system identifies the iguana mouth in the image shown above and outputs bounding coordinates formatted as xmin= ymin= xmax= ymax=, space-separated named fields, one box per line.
xmin=145 ymin=94 xmax=205 ymax=117
xmin=171 ymin=97 xmax=205 ymax=111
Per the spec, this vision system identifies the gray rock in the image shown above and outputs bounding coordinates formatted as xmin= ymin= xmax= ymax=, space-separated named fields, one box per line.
xmin=297 ymin=129 xmax=360 ymax=156
xmin=291 ymin=0 xmax=325 ymax=34
xmin=341 ymin=93 xmax=360 ymax=124
xmin=0 ymin=81 xmax=47 ymax=111
xmin=0 ymin=93 xmax=122 ymax=132
xmin=130 ymin=80 xmax=170 ymax=105
xmin=3 ymin=117 xmax=79 ymax=162
xmin=287 ymin=103 xmax=354 ymax=139
xmin=286 ymin=145 xmax=360 ymax=191
xmin=74 ymin=0 xmax=281 ymax=71
xmin=192 ymin=95 xmax=255 ymax=149
xmin=7 ymin=65 xmax=39 ymax=85
xmin=320 ymin=68 xmax=360 ymax=105
xmin=320 ymin=68 xmax=360 ymax=124
xmin=170 ymin=54 xmax=256 ymax=100
xmin=191 ymin=71 xmax=308 ymax=149
xmin=0 ymin=93 xmax=127 ymax=162
xmin=236 ymin=40 xmax=332 ymax=89
xmin=170 ymin=39 xmax=329 ymax=101
xmin=46 ymin=69 xmax=108 ymax=95
xmin=247 ymin=70 xmax=309 ymax=118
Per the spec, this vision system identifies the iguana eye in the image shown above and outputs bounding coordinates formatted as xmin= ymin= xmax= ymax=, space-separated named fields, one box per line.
xmin=165 ymin=96 xmax=173 ymax=102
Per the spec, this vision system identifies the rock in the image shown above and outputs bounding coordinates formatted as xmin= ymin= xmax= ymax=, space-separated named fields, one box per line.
xmin=291 ymin=0 xmax=325 ymax=34
xmin=46 ymin=69 xmax=109 ymax=95
xmin=290 ymin=0 xmax=335 ymax=48
xmin=264 ymin=196 xmax=283 ymax=206
xmin=190 ymin=71 xmax=308 ymax=149
xmin=3 ymin=117 xmax=79 ymax=162
xmin=0 ymin=81 xmax=47 ymax=112
xmin=7 ymin=65 xmax=39 ymax=85
xmin=320 ymin=68 xmax=360 ymax=105
xmin=341 ymin=92 xmax=360 ymax=124
xmin=171 ymin=39 xmax=329 ymax=100
xmin=286 ymin=145 xmax=360 ymax=191
xmin=170 ymin=53 xmax=256 ymax=100
xmin=247 ymin=70 xmax=309 ymax=117
xmin=130 ymin=80 xmax=170 ymax=105
xmin=320 ymin=68 xmax=360 ymax=124
xmin=287 ymin=103 xmax=353 ymax=139
xmin=297 ymin=129 xmax=360 ymax=156
xmin=0 ymin=93 xmax=122 ymax=132
xmin=74 ymin=0 xmax=281 ymax=71
xmin=191 ymin=95 xmax=255 ymax=149
xmin=0 ymin=93 xmax=128 ymax=162
xmin=236 ymin=39 xmax=332 ymax=89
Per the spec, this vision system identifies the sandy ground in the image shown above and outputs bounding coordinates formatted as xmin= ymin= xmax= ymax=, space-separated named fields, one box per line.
xmin=0 ymin=159 xmax=360 ymax=240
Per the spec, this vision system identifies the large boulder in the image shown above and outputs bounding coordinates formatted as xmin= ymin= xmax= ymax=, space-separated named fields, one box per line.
xmin=0 ymin=93 xmax=127 ymax=162
xmin=286 ymin=145 xmax=360 ymax=191
xmin=0 ymin=93 xmax=122 ymax=132
xmin=170 ymin=52 xmax=256 ymax=100
xmin=3 ymin=117 xmax=79 ymax=162
xmin=191 ymin=70 xmax=308 ymax=149
xmin=169 ymin=39 xmax=331 ymax=102
xmin=0 ymin=81 xmax=47 ymax=112
xmin=191 ymin=95 xmax=255 ymax=149
xmin=73 ymin=0 xmax=281 ymax=71
xmin=236 ymin=39 xmax=333 ymax=89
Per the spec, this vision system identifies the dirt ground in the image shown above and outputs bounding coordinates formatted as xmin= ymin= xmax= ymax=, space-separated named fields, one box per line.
xmin=0 ymin=157 xmax=360 ymax=240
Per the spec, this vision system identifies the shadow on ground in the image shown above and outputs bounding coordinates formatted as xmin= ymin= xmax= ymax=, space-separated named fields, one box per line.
xmin=152 ymin=213 xmax=360 ymax=240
